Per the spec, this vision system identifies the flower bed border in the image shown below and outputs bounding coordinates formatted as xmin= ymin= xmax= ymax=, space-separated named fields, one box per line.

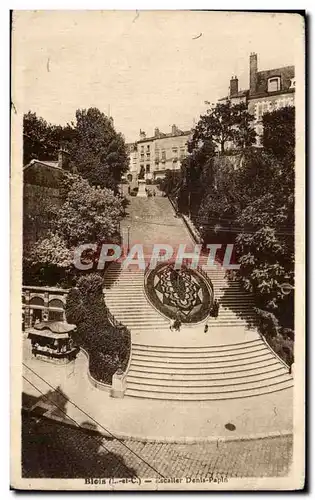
xmin=144 ymin=262 xmax=214 ymax=324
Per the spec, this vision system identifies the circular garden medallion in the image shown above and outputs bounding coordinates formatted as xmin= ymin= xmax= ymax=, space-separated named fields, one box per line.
xmin=144 ymin=262 xmax=214 ymax=324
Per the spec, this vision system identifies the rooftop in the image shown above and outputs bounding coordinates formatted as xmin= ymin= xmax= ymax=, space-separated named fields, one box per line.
xmin=23 ymin=159 xmax=61 ymax=171
xmin=137 ymin=129 xmax=191 ymax=144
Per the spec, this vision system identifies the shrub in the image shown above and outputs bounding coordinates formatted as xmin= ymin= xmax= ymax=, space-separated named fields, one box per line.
xmin=254 ymin=308 xmax=279 ymax=338
xmin=66 ymin=273 xmax=131 ymax=384
xmin=255 ymin=307 xmax=294 ymax=366
xmin=268 ymin=334 xmax=294 ymax=367
xmin=65 ymin=287 xmax=85 ymax=326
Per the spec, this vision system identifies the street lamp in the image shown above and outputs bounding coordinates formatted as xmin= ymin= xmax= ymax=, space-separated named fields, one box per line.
xmin=199 ymin=225 xmax=204 ymax=244
xmin=127 ymin=225 xmax=131 ymax=254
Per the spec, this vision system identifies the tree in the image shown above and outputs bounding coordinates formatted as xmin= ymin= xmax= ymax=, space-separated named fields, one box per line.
xmin=23 ymin=111 xmax=75 ymax=165
xmin=158 ymin=169 xmax=181 ymax=196
xmin=234 ymin=144 xmax=295 ymax=326
xmin=233 ymin=102 xmax=257 ymax=150
xmin=55 ymin=173 xmax=124 ymax=247
xmin=68 ymin=108 xmax=129 ymax=191
xmin=191 ymin=100 xmax=256 ymax=155
xmin=262 ymin=106 xmax=295 ymax=160
xmin=23 ymin=233 xmax=73 ymax=286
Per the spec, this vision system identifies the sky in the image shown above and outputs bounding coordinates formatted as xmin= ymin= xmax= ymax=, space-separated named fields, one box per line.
xmin=13 ymin=11 xmax=303 ymax=143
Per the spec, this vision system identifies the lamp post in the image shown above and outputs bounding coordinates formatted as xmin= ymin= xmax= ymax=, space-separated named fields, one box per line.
xmin=127 ymin=225 xmax=130 ymax=254
xmin=199 ymin=225 xmax=204 ymax=247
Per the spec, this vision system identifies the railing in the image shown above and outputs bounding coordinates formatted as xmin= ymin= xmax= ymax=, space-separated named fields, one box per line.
xmin=105 ymin=304 xmax=124 ymax=328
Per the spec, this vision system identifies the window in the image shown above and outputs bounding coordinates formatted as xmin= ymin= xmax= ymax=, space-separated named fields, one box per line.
xmin=161 ymin=150 xmax=166 ymax=162
xmin=146 ymin=164 xmax=150 ymax=173
xmin=147 ymin=145 xmax=150 ymax=151
xmin=180 ymin=148 xmax=185 ymax=159
xmin=146 ymin=152 xmax=150 ymax=159
xmin=268 ymin=77 xmax=281 ymax=92
xmin=140 ymin=153 xmax=144 ymax=160
xmin=256 ymin=103 xmax=263 ymax=121
xmin=141 ymin=146 xmax=144 ymax=153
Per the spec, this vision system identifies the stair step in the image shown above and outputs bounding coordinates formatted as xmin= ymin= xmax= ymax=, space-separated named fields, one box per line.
xmin=131 ymin=348 xmax=269 ymax=363
xmin=128 ymin=365 xmax=286 ymax=382
xmin=131 ymin=351 xmax=271 ymax=365
xmin=131 ymin=345 xmax=268 ymax=359
xmin=125 ymin=379 xmax=293 ymax=401
xmin=126 ymin=373 xmax=292 ymax=392
xmin=130 ymin=352 xmax=274 ymax=370
xmin=129 ymin=358 xmax=281 ymax=375
xmin=132 ymin=338 xmax=263 ymax=352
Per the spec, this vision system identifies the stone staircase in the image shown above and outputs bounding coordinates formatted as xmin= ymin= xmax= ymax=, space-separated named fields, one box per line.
xmin=104 ymin=262 xmax=170 ymax=331
xmin=103 ymin=259 xmax=293 ymax=402
xmin=104 ymin=259 xmax=257 ymax=330
xmin=125 ymin=339 xmax=293 ymax=400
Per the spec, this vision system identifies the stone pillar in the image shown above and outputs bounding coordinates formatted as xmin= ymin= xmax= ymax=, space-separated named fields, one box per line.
xmin=24 ymin=290 xmax=31 ymax=329
xmin=111 ymin=369 xmax=126 ymax=398
xmin=44 ymin=291 xmax=49 ymax=321
xmin=137 ymin=179 xmax=147 ymax=197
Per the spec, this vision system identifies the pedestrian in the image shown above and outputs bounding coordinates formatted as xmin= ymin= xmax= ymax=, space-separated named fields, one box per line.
xmin=170 ymin=318 xmax=175 ymax=331
xmin=174 ymin=317 xmax=181 ymax=332
xmin=153 ymin=189 xmax=156 ymax=197
xmin=204 ymin=323 xmax=209 ymax=333
xmin=213 ymin=299 xmax=220 ymax=320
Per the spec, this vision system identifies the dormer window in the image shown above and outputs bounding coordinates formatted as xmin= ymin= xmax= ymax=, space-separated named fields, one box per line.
xmin=290 ymin=78 xmax=296 ymax=89
xmin=268 ymin=77 xmax=281 ymax=92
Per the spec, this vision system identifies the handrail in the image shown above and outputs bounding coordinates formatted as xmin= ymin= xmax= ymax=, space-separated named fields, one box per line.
xmin=22 ymin=285 xmax=69 ymax=293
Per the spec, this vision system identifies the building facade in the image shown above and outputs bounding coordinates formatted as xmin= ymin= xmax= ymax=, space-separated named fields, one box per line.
xmin=22 ymin=285 xmax=68 ymax=328
xmin=127 ymin=125 xmax=191 ymax=182
xmin=23 ymin=149 xmax=73 ymax=246
xmin=220 ymin=53 xmax=295 ymax=146
xmin=247 ymin=52 xmax=295 ymax=145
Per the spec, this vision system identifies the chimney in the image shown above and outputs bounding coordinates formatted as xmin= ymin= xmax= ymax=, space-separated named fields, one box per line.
xmin=139 ymin=129 xmax=146 ymax=140
xmin=58 ymin=148 xmax=70 ymax=170
xmin=171 ymin=124 xmax=177 ymax=136
xmin=229 ymin=76 xmax=239 ymax=98
xmin=154 ymin=127 xmax=160 ymax=137
xmin=249 ymin=52 xmax=258 ymax=95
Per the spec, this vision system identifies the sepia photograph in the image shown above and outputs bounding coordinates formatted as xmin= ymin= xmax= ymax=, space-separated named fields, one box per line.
xmin=10 ymin=10 xmax=305 ymax=490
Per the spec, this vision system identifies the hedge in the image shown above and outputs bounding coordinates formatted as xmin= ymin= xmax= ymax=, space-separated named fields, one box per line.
xmin=66 ymin=273 xmax=131 ymax=384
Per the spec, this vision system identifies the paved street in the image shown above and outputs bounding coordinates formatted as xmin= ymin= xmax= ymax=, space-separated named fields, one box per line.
xmin=22 ymin=414 xmax=292 ymax=479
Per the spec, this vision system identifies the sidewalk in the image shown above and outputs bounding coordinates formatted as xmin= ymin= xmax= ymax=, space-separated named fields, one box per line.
xmin=22 ymin=339 xmax=293 ymax=443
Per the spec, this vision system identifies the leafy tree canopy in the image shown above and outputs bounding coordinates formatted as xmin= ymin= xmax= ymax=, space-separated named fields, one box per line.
xmin=55 ymin=173 xmax=124 ymax=247
xmin=190 ymin=100 xmax=256 ymax=155
xmin=262 ymin=106 xmax=295 ymax=160
xmin=23 ymin=111 xmax=75 ymax=165
xmin=67 ymin=108 xmax=129 ymax=191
